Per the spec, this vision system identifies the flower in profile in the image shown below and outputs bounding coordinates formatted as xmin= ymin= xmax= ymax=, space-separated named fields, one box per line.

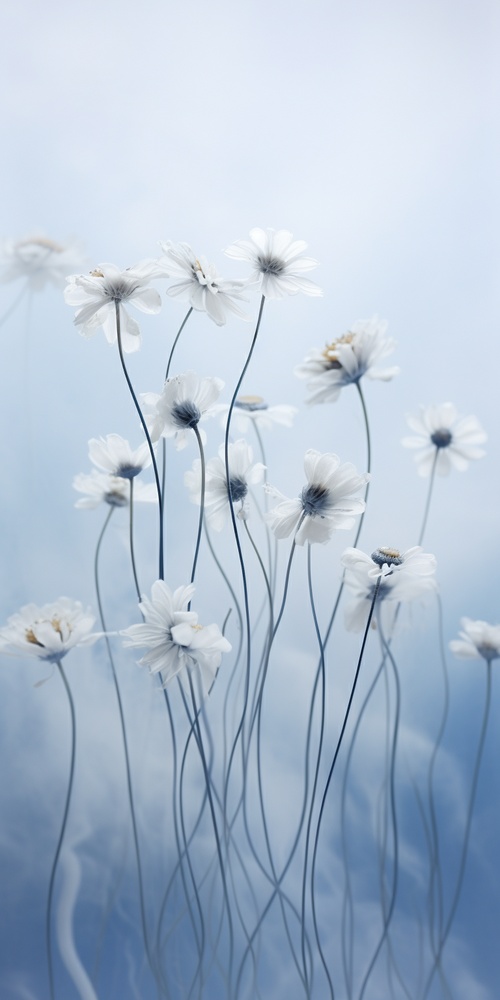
xmin=141 ymin=371 xmax=224 ymax=449
xmin=0 ymin=235 xmax=86 ymax=290
xmin=0 ymin=598 xmax=99 ymax=662
xmin=185 ymin=439 xmax=265 ymax=530
xmin=88 ymin=434 xmax=152 ymax=480
xmin=295 ymin=316 xmax=398 ymax=405
xmin=341 ymin=545 xmax=437 ymax=631
xmin=158 ymin=241 xmax=249 ymax=325
xmin=64 ymin=260 xmax=165 ymax=353
xmin=450 ymin=618 xmax=500 ymax=663
xmin=213 ymin=395 xmax=298 ymax=434
xmin=264 ymin=450 xmax=368 ymax=546
xmin=224 ymin=228 xmax=322 ymax=299
xmin=73 ymin=470 xmax=157 ymax=509
xmin=402 ymin=403 xmax=487 ymax=477
xmin=121 ymin=580 xmax=231 ymax=694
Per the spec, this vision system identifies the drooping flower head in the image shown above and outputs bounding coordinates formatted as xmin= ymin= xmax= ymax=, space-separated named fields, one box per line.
xmin=0 ymin=598 xmax=98 ymax=662
xmin=341 ymin=545 xmax=437 ymax=631
xmin=64 ymin=260 xmax=165 ymax=353
xmin=450 ymin=618 xmax=500 ymax=664
xmin=213 ymin=395 xmax=298 ymax=434
xmin=225 ymin=228 xmax=322 ymax=299
xmin=121 ymin=580 xmax=231 ymax=695
xmin=185 ymin=439 xmax=265 ymax=531
xmin=73 ymin=470 xmax=157 ymax=509
xmin=87 ymin=434 xmax=152 ymax=480
xmin=0 ymin=235 xmax=86 ymax=290
xmin=402 ymin=403 xmax=487 ymax=477
xmin=295 ymin=316 xmax=398 ymax=405
xmin=158 ymin=241 xmax=249 ymax=326
xmin=141 ymin=371 xmax=224 ymax=449
xmin=264 ymin=450 xmax=368 ymax=546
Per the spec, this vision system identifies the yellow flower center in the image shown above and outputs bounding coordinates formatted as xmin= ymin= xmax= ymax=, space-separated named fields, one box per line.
xmin=16 ymin=237 xmax=64 ymax=253
xmin=378 ymin=547 xmax=402 ymax=560
xmin=321 ymin=332 xmax=355 ymax=368
xmin=90 ymin=268 xmax=105 ymax=278
xmin=25 ymin=616 xmax=70 ymax=647
xmin=238 ymin=395 xmax=264 ymax=406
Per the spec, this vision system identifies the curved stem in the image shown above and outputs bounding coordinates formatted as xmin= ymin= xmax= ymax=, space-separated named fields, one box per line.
xmin=418 ymin=448 xmax=438 ymax=547
xmin=311 ymin=577 xmax=382 ymax=999
xmin=190 ymin=425 xmax=206 ymax=590
xmin=46 ymin=660 xmax=77 ymax=1000
xmin=426 ymin=593 xmax=450 ymax=951
xmin=165 ymin=307 xmax=193 ymax=381
xmin=317 ymin=380 xmax=372 ymax=660
xmin=353 ymin=380 xmax=371 ymax=546
xmin=222 ymin=296 xmax=266 ymax=799
xmin=0 ymin=282 xmax=28 ymax=328
xmin=184 ymin=675 xmax=235 ymax=994
xmin=300 ymin=543 xmax=328 ymax=993
xmin=129 ymin=478 xmax=141 ymax=602
xmin=357 ymin=615 xmax=401 ymax=1000
xmin=94 ymin=505 xmax=164 ymax=996
xmin=422 ymin=658 xmax=492 ymax=998
xmin=115 ymin=301 xmax=164 ymax=579
xmin=248 ymin=520 xmax=303 ymax=735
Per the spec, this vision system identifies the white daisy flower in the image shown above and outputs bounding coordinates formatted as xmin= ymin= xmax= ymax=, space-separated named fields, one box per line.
xmin=341 ymin=545 xmax=437 ymax=631
xmin=88 ymin=434 xmax=152 ymax=480
xmin=213 ymin=395 xmax=298 ymax=434
xmin=0 ymin=598 xmax=99 ymax=663
xmin=450 ymin=618 xmax=500 ymax=663
xmin=264 ymin=450 xmax=368 ymax=546
xmin=295 ymin=317 xmax=398 ymax=405
xmin=224 ymin=227 xmax=322 ymax=299
xmin=402 ymin=403 xmax=487 ymax=477
xmin=141 ymin=371 xmax=224 ymax=449
xmin=0 ymin=235 xmax=86 ymax=291
xmin=73 ymin=470 xmax=157 ymax=509
xmin=158 ymin=241 xmax=249 ymax=326
xmin=185 ymin=439 xmax=265 ymax=531
xmin=121 ymin=580 xmax=231 ymax=694
xmin=64 ymin=259 xmax=165 ymax=353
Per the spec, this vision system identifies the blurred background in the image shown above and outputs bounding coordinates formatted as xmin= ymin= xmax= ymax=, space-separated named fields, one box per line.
xmin=0 ymin=0 xmax=498 ymax=997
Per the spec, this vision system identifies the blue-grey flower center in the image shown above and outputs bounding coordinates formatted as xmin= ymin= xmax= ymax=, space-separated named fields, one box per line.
xmin=171 ymin=401 xmax=201 ymax=428
xmin=430 ymin=428 xmax=452 ymax=448
xmin=300 ymin=483 xmax=330 ymax=516
xmin=228 ymin=477 xmax=248 ymax=503
xmin=101 ymin=277 xmax=139 ymax=301
xmin=116 ymin=463 xmax=142 ymax=480
xmin=256 ymin=255 xmax=285 ymax=275
xmin=235 ymin=395 xmax=268 ymax=412
xmin=104 ymin=490 xmax=128 ymax=507
xmin=477 ymin=642 xmax=500 ymax=662
xmin=371 ymin=547 xmax=403 ymax=567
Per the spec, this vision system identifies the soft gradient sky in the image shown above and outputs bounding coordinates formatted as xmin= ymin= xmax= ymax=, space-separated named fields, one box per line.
xmin=1 ymin=1 xmax=499 ymax=998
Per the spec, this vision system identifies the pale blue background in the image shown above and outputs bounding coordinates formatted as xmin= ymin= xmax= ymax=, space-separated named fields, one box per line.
xmin=0 ymin=1 xmax=499 ymax=997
